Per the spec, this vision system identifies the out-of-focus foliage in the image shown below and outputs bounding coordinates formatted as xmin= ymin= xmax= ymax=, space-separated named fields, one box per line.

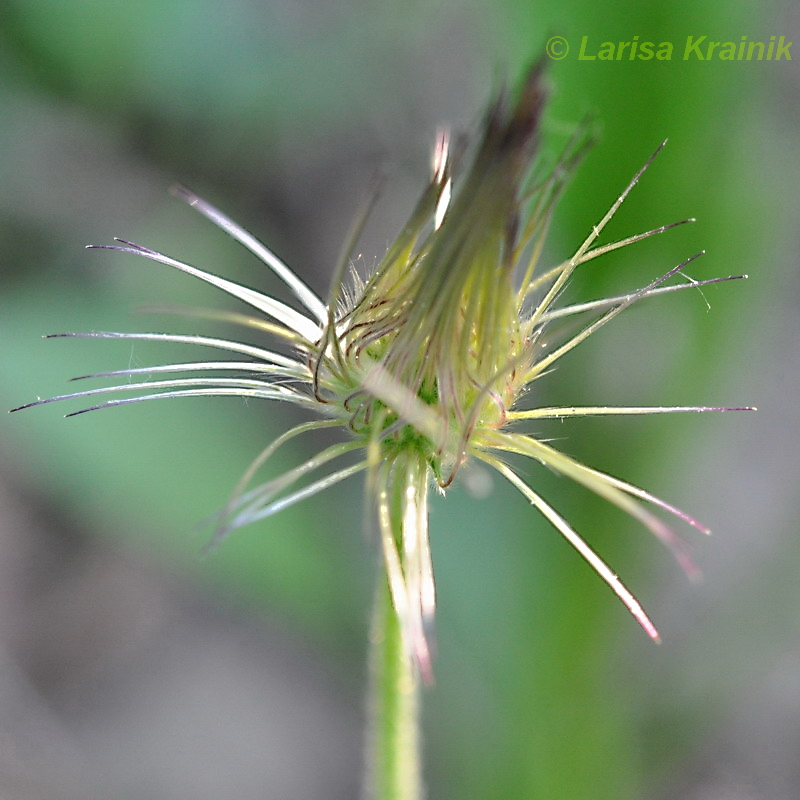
xmin=1 ymin=1 xmax=796 ymax=798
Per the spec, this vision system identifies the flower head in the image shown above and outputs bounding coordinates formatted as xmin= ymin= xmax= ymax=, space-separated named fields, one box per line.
xmin=12 ymin=62 xmax=752 ymax=680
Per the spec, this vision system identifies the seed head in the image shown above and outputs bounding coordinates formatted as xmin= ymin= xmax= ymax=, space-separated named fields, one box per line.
xmin=11 ymin=62 xmax=753 ymax=680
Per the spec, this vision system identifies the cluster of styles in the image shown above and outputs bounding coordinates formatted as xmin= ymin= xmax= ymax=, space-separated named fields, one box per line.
xmin=13 ymin=62 xmax=752 ymax=681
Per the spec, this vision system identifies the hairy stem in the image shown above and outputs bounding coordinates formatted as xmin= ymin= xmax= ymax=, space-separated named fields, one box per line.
xmin=365 ymin=576 xmax=422 ymax=800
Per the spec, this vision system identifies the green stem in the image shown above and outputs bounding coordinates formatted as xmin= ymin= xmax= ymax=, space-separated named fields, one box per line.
xmin=366 ymin=576 xmax=422 ymax=800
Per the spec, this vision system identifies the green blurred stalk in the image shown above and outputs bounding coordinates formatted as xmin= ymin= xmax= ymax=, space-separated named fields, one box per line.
xmin=366 ymin=578 xmax=421 ymax=800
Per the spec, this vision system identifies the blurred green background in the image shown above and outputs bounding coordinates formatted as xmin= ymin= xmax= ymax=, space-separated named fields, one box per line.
xmin=0 ymin=1 xmax=796 ymax=798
